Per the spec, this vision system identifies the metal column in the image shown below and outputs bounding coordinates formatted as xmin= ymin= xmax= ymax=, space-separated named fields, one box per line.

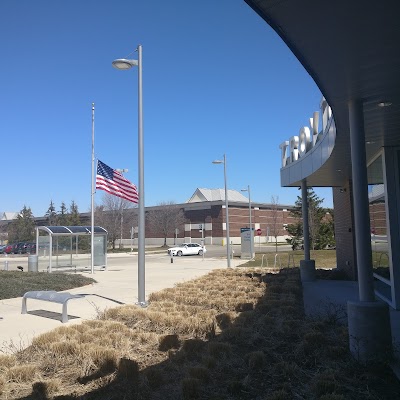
xmin=348 ymin=100 xmax=375 ymax=302
xmin=299 ymin=179 xmax=315 ymax=281
xmin=301 ymin=179 xmax=311 ymax=261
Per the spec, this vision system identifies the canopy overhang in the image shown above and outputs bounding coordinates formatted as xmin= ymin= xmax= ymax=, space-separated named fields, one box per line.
xmin=37 ymin=226 xmax=107 ymax=236
xmin=245 ymin=0 xmax=400 ymax=187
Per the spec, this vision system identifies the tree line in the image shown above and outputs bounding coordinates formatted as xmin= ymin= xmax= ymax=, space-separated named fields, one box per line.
xmin=6 ymin=201 xmax=82 ymax=243
xmin=3 ymin=196 xmax=184 ymax=250
xmin=3 ymin=189 xmax=335 ymax=251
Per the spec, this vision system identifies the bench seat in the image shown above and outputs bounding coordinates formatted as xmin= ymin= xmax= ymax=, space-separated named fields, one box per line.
xmin=21 ymin=290 xmax=85 ymax=323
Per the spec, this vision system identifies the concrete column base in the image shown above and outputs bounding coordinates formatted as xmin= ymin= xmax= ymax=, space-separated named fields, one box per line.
xmin=300 ymin=259 xmax=316 ymax=282
xmin=347 ymin=300 xmax=392 ymax=363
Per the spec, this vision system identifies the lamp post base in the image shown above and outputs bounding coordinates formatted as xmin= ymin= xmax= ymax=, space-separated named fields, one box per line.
xmin=347 ymin=300 xmax=392 ymax=363
xmin=300 ymin=259 xmax=316 ymax=282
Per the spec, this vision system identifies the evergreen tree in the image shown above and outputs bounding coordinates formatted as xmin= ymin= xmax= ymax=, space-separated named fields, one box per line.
xmin=286 ymin=188 xmax=335 ymax=250
xmin=318 ymin=210 xmax=335 ymax=249
xmin=68 ymin=200 xmax=81 ymax=226
xmin=8 ymin=206 xmax=35 ymax=242
xmin=45 ymin=200 xmax=57 ymax=225
xmin=58 ymin=202 xmax=68 ymax=226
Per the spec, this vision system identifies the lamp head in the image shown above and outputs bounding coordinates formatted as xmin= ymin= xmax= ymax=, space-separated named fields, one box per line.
xmin=212 ymin=160 xmax=223 ymax=164
xmin=112 ymin=58 xmax=138 ymax=70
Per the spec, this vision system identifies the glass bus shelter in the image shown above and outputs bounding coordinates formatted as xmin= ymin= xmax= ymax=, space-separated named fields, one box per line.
xmin=35 ymin=226 xmax=108 ymax=273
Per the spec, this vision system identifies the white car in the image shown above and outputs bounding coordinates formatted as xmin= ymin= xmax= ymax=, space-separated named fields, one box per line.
xmin=167 ymin=243 xmax=206 ymax=256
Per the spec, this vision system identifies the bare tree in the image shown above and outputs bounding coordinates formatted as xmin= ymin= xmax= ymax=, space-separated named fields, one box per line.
xmin=147 ymin=201 xmax=185 ymax=247
xmin=269 ymin=195 xmax=282 ymax=253
xmin=0 ymin=223 xmax=7 ymax=244
xmin=96 ymin=194 xmax=137 ymax=250
xmin=45 ymin=200 xmax=57 ymax=225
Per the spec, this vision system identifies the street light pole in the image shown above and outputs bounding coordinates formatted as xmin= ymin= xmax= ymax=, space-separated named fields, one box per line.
xmin=112 ymin=44 xmax=146 ymax=306
xmin=212 ymin=154 xmax=231 ymax=268
xmin=115 ymin=169 xmax=128 ymax=249
xmin=241 ymin=185 xmax=253 ymax=259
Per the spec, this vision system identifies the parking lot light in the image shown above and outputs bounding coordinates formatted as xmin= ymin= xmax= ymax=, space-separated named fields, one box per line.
xmin=112 ymin=45 xmax=146 ymax=306
xmin=212 ymin=154 xmax=231 ymax=268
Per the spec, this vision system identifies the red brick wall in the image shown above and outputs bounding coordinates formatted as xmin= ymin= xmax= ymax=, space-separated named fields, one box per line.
xmin=369 ymin=202 xmax=386 ymax=235
xmin=144 ymin=203 xmax=296 ymax=242
xmin=184 ymin=206 xmax=222 ymax=238
xmin=257 ymin=208 xmax=296 ymax=237
xmin=333 ymin=183 xmax=357 ymax=280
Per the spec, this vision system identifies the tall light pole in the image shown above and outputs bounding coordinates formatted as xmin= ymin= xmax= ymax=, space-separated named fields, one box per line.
xmin=112 ymin=45 xmax=146 ymax=306
xmin=241 ymin=185 xmax=253 ymax=259
xmin=90 ymin=103 xmax=95 ymax=275
xmin=115 ymin=169 xmax=128 ymax=248
xmin=212 ymin=154 xmax=231 ymax=268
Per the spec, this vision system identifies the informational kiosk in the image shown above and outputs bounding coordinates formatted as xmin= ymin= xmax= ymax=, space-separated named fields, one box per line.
xmin=240 ymin=227 xmax=254 ymax=259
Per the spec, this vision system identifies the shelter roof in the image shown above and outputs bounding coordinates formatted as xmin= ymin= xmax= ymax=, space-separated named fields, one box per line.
xmin=37 ymin=226 xmax=107 ymax=235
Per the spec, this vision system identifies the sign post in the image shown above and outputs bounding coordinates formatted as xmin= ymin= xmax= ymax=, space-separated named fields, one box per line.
xmin=174 ymin=228 xmax=179 ymax=245
xmin=199 ymin=224 xmax=205 ymax=261
xmin=256 ymin=228 xmax=262 ymax=251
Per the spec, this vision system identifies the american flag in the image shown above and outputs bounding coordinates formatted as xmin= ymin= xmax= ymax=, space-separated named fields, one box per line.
xmin=96 ymin=160 xmax=139 ymax=203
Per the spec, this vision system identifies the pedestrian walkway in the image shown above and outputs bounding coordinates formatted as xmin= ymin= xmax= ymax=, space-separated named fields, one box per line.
xmin=303 ymin=279 xmax=400 ymax=345
xmin=0 ymin=253 xmax=237 ymax=354
xmin=302 ymin=278 xmax=400 ymax=376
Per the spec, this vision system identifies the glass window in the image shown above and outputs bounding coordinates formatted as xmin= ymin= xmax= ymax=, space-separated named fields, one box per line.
xmin=368 ymin=154 xmax=392 ymax=302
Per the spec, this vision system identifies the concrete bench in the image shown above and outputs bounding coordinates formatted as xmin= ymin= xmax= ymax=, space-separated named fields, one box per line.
xmin=21 ymin=290 xmax=85 ymax=323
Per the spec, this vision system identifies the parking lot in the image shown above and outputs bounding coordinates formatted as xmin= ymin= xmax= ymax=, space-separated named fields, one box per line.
xmin=0 ymin=243 xmax=292 ymax=273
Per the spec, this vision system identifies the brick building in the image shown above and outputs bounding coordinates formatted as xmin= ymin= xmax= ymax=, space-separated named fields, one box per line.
xmin=144 ymin=188 xmax=295 ymax=246
xmin=0 ymin=189 xmax=296 ymax=247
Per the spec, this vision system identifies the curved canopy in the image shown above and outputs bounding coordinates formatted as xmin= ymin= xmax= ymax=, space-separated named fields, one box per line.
xmin=245 ymin=0 xmax=400 ymax=187
xmin=37 ymin=226 xmax=107 ymax=236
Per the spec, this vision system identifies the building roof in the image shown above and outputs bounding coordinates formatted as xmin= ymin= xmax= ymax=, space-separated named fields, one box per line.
xmin=186 ymin=188 xmax=249 ymax=203
xmin=1 ymin=212 xmax=20 ymax=221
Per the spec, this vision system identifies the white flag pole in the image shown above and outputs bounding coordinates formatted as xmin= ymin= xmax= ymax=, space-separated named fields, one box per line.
xmin=91 ymin=103 xmax=95 ymax=274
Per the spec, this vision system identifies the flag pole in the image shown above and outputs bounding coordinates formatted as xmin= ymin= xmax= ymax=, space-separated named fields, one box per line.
xmin=91 ymin=103 xmax=95 ymax=274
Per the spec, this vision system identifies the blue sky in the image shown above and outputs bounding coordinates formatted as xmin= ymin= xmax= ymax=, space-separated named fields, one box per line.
xmin=1 ymin=0 xmax=332 ymax=217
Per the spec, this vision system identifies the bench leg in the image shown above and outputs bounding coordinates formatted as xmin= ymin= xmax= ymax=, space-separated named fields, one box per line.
xmin=62 ymin=302 xmax=68 ymax=323
xmin=21 ymin=298 xmax=27 ymax=315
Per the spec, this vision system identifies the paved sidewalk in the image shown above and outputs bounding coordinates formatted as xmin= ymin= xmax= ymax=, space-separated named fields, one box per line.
xmin=303 ymin=279 xmax=400 ymax=375
xmin=0 ymin=254 xmax=240 ymax=354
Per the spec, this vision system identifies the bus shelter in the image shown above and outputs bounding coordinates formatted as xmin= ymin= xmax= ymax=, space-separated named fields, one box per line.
xmin=35 ymin=226 xmax=108 ymax=273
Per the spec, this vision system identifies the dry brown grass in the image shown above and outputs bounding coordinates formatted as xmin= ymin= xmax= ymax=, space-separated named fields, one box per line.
xmin=246 ymin=249 xmax=338 ymax=270
xmin=0 ymin=267 xmax=399 ymax=399
xmin=0 ymin=355 xmax=16 ymax=372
